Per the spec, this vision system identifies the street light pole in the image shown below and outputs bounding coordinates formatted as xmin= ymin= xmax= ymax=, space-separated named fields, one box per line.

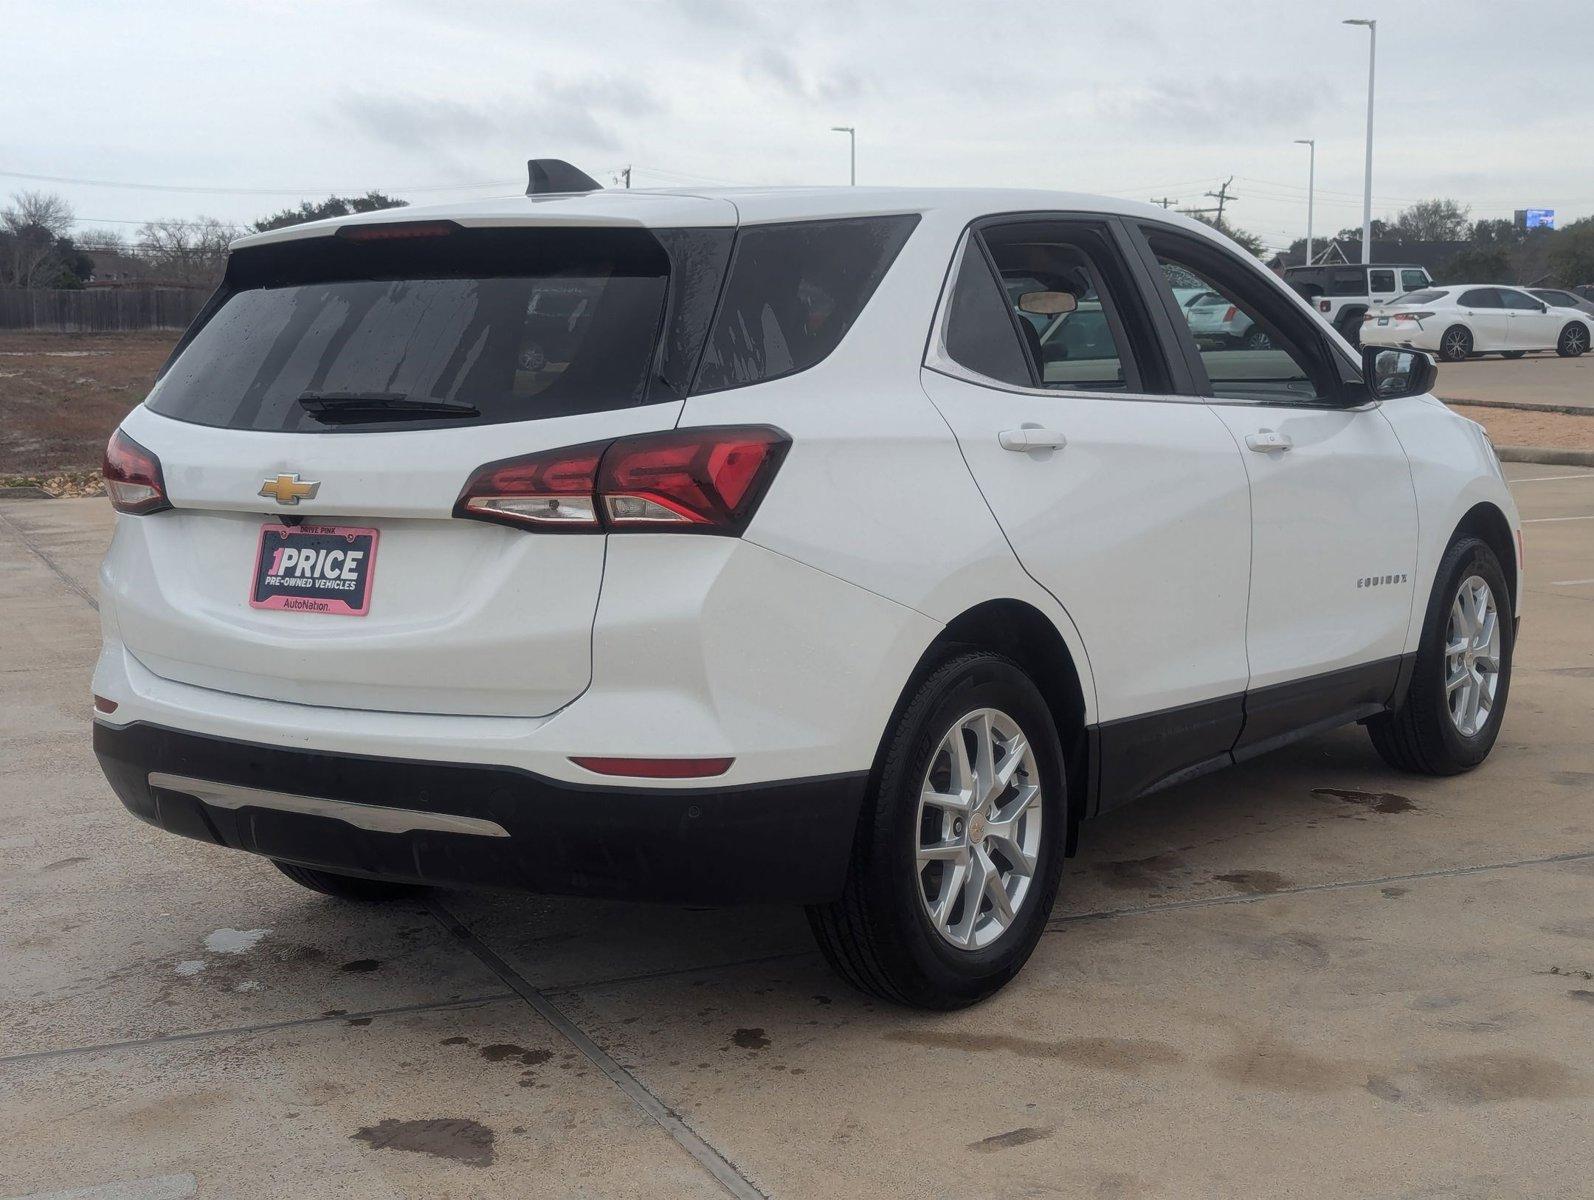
xmin=1294 ymin=138 xmax=1316 ymax=265
xmin=830 ymin=125 xmax=855 ymax=186
xmin=1344 ymin=18 xmax=1377 ymax=264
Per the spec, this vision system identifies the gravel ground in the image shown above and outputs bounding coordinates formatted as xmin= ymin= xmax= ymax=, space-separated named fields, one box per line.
xmin=1449 ymin=404 xmax=1594 ymax=451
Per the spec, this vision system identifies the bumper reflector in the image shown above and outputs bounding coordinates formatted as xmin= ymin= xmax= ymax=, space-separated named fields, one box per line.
xmin=93 ymin=695 xmax=118 ymax=714
xmin=570 ymin=756 xmax=734 ymax=779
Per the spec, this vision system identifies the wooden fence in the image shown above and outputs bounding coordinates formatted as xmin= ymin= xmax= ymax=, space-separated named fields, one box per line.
xmin=0 ymin=287 xmax=208 ymax=332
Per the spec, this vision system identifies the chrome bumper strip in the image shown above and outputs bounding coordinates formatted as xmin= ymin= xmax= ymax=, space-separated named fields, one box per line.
xmin=146 ymin=772 xmax=511 ymax=839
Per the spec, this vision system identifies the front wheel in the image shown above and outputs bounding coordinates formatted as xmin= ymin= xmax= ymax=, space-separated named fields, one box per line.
xmin=1439 ymin=325 xmax=1474 ymax=362
xmin=1367 ymin=536 xmax=1513 ymax=774
xmin=1558 ymin=323 xmax=1590 ymax=358
xmin=807 ymin=652 xmax=1066 ymax=1009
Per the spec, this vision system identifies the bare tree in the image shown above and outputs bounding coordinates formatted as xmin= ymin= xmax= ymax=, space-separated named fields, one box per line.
xmin=1390 ymin=198 xmax=1473 ymax=243
xmin=136 ymin=216 xmax=240 ymax=287
xmin=0 ymin=190 xmax=77 ymax=288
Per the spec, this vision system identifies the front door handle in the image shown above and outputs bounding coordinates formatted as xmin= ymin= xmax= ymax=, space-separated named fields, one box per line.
xmin=1245 ymin=430 xmax=1293 ymax=452
xmin=999 ymin=428 xmax=1068 ymax=452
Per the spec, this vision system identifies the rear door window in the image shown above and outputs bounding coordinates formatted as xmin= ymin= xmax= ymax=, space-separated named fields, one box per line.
xmin=1402 ymin=269 xmax=1428 ymax=291
xmin=1368 ymin=269 xmax=1396 ymax=293
xmin=147 ymin=226 xmax=715 ymax=434
xmin=692 ymin=215 xmax=919 ymax=393
xmin=1328 ymin=268 xmax=1366 ymax=296
xmin=1459 ymin=288 xmax=1502 ymax=308
xmin=941 ymin=237 xmax=1032 ymax=387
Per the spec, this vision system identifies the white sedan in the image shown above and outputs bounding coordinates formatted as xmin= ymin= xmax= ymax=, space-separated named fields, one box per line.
xmin=1363 ymin=284 xmax=1593 ymax=361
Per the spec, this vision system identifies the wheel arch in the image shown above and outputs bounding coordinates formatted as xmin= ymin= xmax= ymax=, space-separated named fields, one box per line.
xmin=907 ymin=598 xmax=1091 ymax=854
xmin=1452 ymin=501 xmax=1518 ymax=614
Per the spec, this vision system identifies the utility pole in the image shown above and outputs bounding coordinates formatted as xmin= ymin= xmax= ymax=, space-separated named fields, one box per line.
xmin=619 ymin=166 xmax=631 ymax=189
xmin=1345 ymin=19 xmax=1377 ymax=264
xmin=1203 ymin=177 xmax=1236 ymax=227
xmin=1149 ymin=196 xmax=1176 ymax=209
xmin=1293 ymin=139 xmax=1316 ymax=264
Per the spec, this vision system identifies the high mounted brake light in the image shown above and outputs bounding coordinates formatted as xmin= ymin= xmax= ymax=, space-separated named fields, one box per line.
xmin=455 ymin=427 xmax=790 ymax=535
xmin=335 ymin=220 xmax=460 ymax=242
xmin=103 ymin=429 xmax=171 ymax=515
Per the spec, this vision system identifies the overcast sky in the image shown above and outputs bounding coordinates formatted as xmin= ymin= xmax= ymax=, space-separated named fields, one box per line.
xmin=6 ymin=0 xmax=1591 ymax=251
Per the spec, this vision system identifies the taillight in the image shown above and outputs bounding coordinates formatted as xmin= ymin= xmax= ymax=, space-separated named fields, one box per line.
xmin=1222 ymin=306 xmax=1238 ymax=323
xmin=569 ymin=756 xmax=733 ymax=779
xmin=1318 ymin=300 xmax=1332 ymax=313
xmin=103 ymin=429 xmax=171 ymax=515
xmin=455 ymin=426 xmax=790 ymax=535
xmin=1394 ymin=312 xmax=1434 ymax=323
xmin=453 ymin=441 xmax=606 ymax=530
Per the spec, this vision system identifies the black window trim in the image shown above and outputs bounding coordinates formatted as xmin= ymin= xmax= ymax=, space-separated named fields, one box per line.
xmin=922 ymin=211 xmax=1201 ymax=405
xmin=1120 ymin=218 xmax=1368 ymax=410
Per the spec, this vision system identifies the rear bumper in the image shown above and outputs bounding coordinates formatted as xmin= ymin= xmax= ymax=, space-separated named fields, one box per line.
xmin=95 ymin=721 xmax=866 ymax=904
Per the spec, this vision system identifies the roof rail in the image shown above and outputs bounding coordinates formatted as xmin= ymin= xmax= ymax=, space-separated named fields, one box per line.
xmin=526 ymin=159 xmax=603 ymax=196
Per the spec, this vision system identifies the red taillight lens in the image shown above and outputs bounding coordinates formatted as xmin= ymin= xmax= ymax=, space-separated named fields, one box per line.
xmin=335 ymin=220 xmax=460 ymax=242
xmin=570 ymin=756 xmax=733 ymax=779
xmin=453 ymin=441 xmax=606 ymax=530
xmin=455 ymin=426 xmax=789 ymax=535
xmin=1222 ymin=306 xmax=1238 ymax=323
xmin=1318 ymin=300 xmax=1332 ymax=313
xmin=103 ymin=429 xmax=171 ymax=515
xmin=599 ymin=427 xmax=789 ymax=532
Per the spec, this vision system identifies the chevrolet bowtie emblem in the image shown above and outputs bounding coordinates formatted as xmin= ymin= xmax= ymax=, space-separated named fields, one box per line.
xmin=259 ymin=473 xmax=320 ymax=505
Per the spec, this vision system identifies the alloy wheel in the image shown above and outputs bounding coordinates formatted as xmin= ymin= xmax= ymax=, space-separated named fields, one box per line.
xmin=1565 ymin=326 xmax=1590 ymax=355
xmin=1443 ymin=329 xmax=1471 ymax=360
xmin=1444 ymin=575 xmax=1501 ymax=737
xmin=915 ymin=707 xmax=1043 ymax=950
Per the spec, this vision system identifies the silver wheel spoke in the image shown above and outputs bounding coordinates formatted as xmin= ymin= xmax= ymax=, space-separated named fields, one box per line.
xmin=915 ymin=705 xmax=1045 ymax=951
xmin=1443 ymin=574 xmax=1502 ymax=739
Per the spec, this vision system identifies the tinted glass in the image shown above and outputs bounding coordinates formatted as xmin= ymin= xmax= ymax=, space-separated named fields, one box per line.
xmin=693 ymin=215 xmax=918 ymax=393
xmin=982 ymin=234 xmax=1138 ymax=392
xmin=1497 ymin=288 xmax=1541 ymax=310
xmin=1396 ymin=290 xmax=1446 ymax=305
xmin=1369 ymin=269 xmax=1396 ymax=292
xmin=1402 ymin=270 xmax=1428 ymax=291
xmin=1328 ymin=268 xmax=1366 ymax=296
xmin=149 ymin=228 xmax=674 ymax=433
xmin=1151 ymin=237 xmax=1333 ymax=404
xmin=1530 ymin=290 xmax=1577 ymax=306
xmin=942 ymin=239 xmax=1031 ymax=387
xmin=1459 ymin=288 xmax=1501 ymax=308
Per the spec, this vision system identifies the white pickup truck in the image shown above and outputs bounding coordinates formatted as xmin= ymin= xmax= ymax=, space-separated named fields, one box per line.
xmin=1284 ymin=263 xmax=1435 ymax=347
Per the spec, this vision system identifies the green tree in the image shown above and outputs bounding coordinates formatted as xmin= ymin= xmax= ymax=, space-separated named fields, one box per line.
xmin=1549 ymin=217 xmax=1594 ymax=286
xmin=1390 ymin=198 xmax=1472 ymax=242
xmin=251 ymin=191 xmax=408 ymax=233
xmin=1438 ymin=246 xmax=1509 ymax=283
xmin=1187 ymin=214 xmax=1266 ymax=259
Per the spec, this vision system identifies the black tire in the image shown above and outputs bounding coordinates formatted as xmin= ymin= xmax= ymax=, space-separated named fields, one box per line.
xmin=1557 ymin=322 xmax=1590 ymax=358
xmin=1439 ymin=325 xmax=1473 ymax=362
xmin=1338 ymin=315 xmax=1363 ymax=349
xmin=272 ymin=860 xmax=423 ymax=901
xmin=806 ymin=652 xmax=1067 ymax=1009
xmin=1367 ymin=536 xmax=1513 ymax=775
xmin=1500 ymin=350 xmax=1527 ymax=360
xmin=1244 ymin=328 xmax=1272 ymax=350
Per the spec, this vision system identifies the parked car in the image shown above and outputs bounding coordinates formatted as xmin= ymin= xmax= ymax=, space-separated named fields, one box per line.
xmin=1182 ymin=288 xmax=1272 ymax=348
xmin=1362 ymin=285 xmax=1593 ymax=361
xmin=1528 ymin=287 xmax=1594 ymax=319
xmin=1283 ymin=262 xmax=1434 ymax=346
xmin=94 ymin=175 xmax=1522 ymax=1008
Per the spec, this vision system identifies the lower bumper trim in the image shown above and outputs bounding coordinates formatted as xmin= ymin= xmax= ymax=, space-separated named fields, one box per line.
xmin=96 ymin=721 xmax=867 ymax=904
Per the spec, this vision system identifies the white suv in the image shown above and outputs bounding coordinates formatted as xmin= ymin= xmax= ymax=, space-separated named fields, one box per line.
xmin=93 ymin=172 xmax=1522 ymax=1008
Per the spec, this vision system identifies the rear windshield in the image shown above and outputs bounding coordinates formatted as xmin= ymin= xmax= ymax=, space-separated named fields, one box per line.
xmin=147 ymin=227 xmax=710 ymax=433
xmin=1395 ymin=289 xmax=1447 ymax=305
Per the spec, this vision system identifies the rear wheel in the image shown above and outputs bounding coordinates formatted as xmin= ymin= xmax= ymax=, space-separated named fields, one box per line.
xmin=1439 ymin=325 xmax=1473 ymax=362
xmin=807 ymin=652 xmax=1066 ymax=1009
xmin=1367 ymin=536 xmax=1513 ymax=774
xmin=273 ymin=860 xmax=423 ymax=901
xmin=1557 ymin=322 xmax=1590 ymax=358
xmin=1337 ymin=314 xmax=1363 ymax=348
xmin=1244 ymin=328 xmax=1272 ymax=350
xmin=1500 ymin=350 xmax=1527 ymax=360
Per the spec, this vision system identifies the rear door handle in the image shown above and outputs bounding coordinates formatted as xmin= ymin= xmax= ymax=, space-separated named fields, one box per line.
xmin=1245 ymin=430 xmax=1293 ymax=452
xmin=999 ymin=428 xmax=1068 ymax=452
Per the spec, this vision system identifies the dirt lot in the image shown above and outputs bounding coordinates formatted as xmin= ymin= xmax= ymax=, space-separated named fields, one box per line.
xmin=3 ymin=467 xmax=1594 ymax=1197
xmin=0 ymin=331 xmax=178 ymax=475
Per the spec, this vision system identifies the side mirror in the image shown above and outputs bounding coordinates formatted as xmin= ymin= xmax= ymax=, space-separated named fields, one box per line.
xmin=1361 ymin=346 xmax=1438 ymax=401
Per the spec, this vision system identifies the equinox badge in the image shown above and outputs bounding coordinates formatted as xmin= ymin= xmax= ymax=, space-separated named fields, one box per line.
xmin=259 ymin=473 xmax=320 ymax=506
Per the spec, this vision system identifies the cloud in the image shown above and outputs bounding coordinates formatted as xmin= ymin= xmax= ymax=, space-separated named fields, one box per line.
xmin=337 ymin=75 xmax=663 ymax=162
xmin=743 ymin=46 xmax=863 ymax=106
xmin=1099 ymin=75 xmax=1332 ymax=143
